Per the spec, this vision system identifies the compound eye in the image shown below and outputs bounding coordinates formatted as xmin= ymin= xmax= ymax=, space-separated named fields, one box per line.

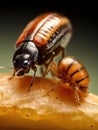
xmin=23 ymin=60 xmax=30 ymax=67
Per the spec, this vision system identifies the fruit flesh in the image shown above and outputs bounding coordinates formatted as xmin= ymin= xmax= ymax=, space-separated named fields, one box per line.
xmin=0 ymin=73 xmax=98 ymax=130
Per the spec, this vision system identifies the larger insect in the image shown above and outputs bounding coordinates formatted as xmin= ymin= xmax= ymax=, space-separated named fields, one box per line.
xmin=10 ymin=12 xmax=72 ymax=89
xmin=44 ymin=56 xmax=90 ymax=104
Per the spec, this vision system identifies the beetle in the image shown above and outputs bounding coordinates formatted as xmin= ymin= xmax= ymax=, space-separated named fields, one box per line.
xmin=10 ymin=12 xmax=72 ymax=90
xmin=45 ymin=56 xmax=90 ymax=104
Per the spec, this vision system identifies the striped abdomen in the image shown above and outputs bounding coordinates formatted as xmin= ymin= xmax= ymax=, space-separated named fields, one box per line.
xmin=58 ymin=56 xmax=90 ymax=93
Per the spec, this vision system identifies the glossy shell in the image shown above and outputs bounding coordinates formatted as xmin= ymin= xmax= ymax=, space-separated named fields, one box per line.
xmin=16 ymin=12 xmax=72 ymax=49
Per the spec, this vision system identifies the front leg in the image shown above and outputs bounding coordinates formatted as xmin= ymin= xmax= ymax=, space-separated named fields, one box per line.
xmin=28 ymin=66 xmax=37 ymax=91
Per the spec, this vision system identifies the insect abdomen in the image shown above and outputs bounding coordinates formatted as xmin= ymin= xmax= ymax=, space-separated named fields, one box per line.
xmin=58 ymin=56 xmax=90 ymax=93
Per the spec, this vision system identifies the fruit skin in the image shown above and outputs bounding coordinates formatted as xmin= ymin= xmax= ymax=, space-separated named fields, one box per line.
xmin=0 ymin=73 xmax=98 ymax=130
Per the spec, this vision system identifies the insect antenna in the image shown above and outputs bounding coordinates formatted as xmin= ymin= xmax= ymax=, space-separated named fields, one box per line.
xmin=0 ymin=66 xmax=14 ymax=70
xmin=0 ymin=66 xmax=15 ymax=80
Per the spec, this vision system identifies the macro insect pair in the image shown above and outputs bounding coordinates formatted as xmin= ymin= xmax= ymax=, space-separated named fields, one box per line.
xmin=0 ymin=12 xmax=90 ymax=104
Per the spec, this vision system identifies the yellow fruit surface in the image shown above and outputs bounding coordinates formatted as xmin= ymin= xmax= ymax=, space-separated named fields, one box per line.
xmin=0 ymin=73 xmax=98 ymax=130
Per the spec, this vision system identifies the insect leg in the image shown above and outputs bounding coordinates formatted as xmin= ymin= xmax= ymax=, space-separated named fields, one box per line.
xmin=61 ymin=47 xmax=65 ymax=58
xmin=42 ymin=81 xmax=61 ymax=97
xmin=41 ymin=54 xmax=54 ymax=77
xmin=28 ymin=66 xmax=37 ymax=91
xmin=42 ymin=61 xmax=59 ymax=78
xmin=40 ymin=65 xmax=45 ymax=75
xmin=73 ymin=86 xmax=81 ymax=105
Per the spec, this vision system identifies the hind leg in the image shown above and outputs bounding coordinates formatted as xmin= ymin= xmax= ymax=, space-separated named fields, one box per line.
xmin=73 ymin=86 xmax=81 ymax=105
xmin=42 ymin=61 xmax=59 ymax=78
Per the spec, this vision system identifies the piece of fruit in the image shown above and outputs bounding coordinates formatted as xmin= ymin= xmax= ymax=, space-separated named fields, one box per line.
xmin=0 ymin=73 xmax=98 ymax=130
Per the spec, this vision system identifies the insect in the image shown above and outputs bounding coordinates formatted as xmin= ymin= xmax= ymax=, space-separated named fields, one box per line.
xmin=9 ymin=12 xmax=72 ymax=90
xmin=45 ymin=56 xmax=90 ymax=104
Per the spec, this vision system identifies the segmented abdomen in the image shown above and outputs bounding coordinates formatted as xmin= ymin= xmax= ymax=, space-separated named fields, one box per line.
xmin=58 ymin=56 xmax=90 ymax=93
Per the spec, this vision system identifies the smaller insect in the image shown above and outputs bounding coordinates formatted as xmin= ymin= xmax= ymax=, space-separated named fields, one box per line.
xmin=45 ymin=56 xmax=90 ymax=104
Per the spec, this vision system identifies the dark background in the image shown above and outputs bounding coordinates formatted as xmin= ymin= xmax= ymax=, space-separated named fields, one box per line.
xmin=0 ymin=1 xmax=98 ymax=94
